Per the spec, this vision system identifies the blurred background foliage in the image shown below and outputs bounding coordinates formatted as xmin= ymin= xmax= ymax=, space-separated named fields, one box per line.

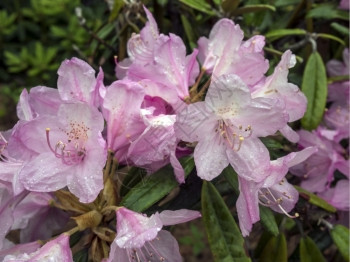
xmin=0 ymin=1 xmax=349 ymax=261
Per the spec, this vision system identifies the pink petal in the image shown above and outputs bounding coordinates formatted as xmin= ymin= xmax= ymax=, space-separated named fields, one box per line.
xmin=159 ymin=209 xmax=201 ymax=226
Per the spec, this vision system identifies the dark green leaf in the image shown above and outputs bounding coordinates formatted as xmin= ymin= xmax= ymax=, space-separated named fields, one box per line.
xmin=108 ymin=0 xmax=125 ymax=22
xmin=181 ymin=15 xmax=196 ymax=50
xmin=120 ymin=167 xmax=146 ymax=197
xmin=265 ymin=28 xmax=306 ymax=41
xmin=317 ymin=33 xmax=345 ymax=45
xmin=331 ymin=22 xmax=350 ymax=36
xmin=221 ymin=0 xmax=240 ymax=14
xmin=300 ymin=236 xmax=326 ymax=262
xmin=222 ymin=165 xmax=239 ymax=195
xmin=307 ymin=4 xmax=349 ymax=21
xmin=260 ymin=206 xmax=279 ymax=236
xmin=73 ymin=248 xmax=88 ymax=262
xmin=295 ymin=186 xmax=336 ymax=213
xmin=260 ymin=234 xmax=288 ymax=262
xmin=331 ymin=225 xmax=350 ymax=261
xmin=202 ymin=181 xmax=251 ymax=262
xmin=120 ymin=157 xmax=194 ymax=212
xmin=301 ymin=52 xmax=328 ymax=130
xmin=179 ymin=0 xmax=216 ymax=15
xmin=232 ymin=4 xmax=276 ymax=16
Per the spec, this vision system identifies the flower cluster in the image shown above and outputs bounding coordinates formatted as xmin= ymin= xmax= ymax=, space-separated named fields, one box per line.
xmin=0 ymin=6 xmax=319 ymax=261
xmin=291 ymin=49 xmax=350 ymax=212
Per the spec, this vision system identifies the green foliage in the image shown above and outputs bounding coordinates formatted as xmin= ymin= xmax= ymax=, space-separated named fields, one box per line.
xmin=120 ymin=157 xmax=195 ymax=212
xmin=179 ymin=224 xmax=206 ymax=256
xmin=331 ymin=225 xmax=350 ymax=261
xmin=260 ymin=234 xmax=288 ymax=262
xmin=299 ymin=236 xmax=326 ymax=262
xmin=301 ymin=51 xmax=328 ymax=130
xmin=202 ymin=181 xmax=251 ymax=262
xmin=259 ymin=206 xmax=279 ymax=237
xmin=295 ymin=186 xmax=337 ymax=213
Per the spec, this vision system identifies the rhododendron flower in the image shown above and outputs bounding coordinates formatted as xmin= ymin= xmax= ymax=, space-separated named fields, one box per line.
xmin=102 ymin=80 xmax=146 ymax=161
xmin=290 ymin=129 xmax=349 ymax=193
xmin=237 ymin=147 xmax=317 ymax=236
xmin=2 ymin=234 xmax=72 ymax=261
xmin=116 ymin=6 xmax=199 ymax=103
xmin=9 ymin=103 xmax=106 ymax=203
xmin=252 ymin=50 xmax=307 ymax=142
xmin=0 ymin=242 xmax=41 ymax=261
xmin=175 ymin=74 xmax=287 ymax=181
xmin=106 ymin=207 xmax=201 ymax=262
xmin=197 ymin=18 xmax=268 ymax=86
xmin=319 ymin=179 xmax=349 ymax=211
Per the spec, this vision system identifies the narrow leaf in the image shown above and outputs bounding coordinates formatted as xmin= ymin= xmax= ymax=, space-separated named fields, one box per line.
xmin=301 ymin=52 xmax=328 ymax=130
xmin=232 ymin=4 xmax=276 ymax=16
xmin=331 ymin=224 xmax=350 ymax=261
xmin=317 ymin=33 xmax=345 ymax=45
xmin=222 ymin=166 xmax=239 ymax=195
xmin=120 ymin=157 xmax=194 ymax=212
xmin=108 ymin=0 xmax=125 ymax=22
xmin=300 ymin=236 xmax=326 ymax=262
xmin=181 ymin=15 xmax=196 ymax=50
xmin=265 ymin=28 xmax=307 ymax=41
xmin=202 ymin=181 xmax=251 ymax=262
xmin=179 ymin=0 xmax=216 ymax=15
xmin=295 ymin=186 xmax=336 ymax=213
xmin=260 ymin=206 xmax=279 ymax=236
xmin=331 ymin=22 xmax=350 ymax=36
xmin=260 ymin=234 xmax=288 ymax=262
xmin=221 ymin=0 xmax=240 ymax=14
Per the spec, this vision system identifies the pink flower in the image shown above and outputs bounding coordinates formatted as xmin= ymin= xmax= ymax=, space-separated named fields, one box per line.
xmin=290 ymin=129 xmax=349 ymax=193
xmin=102 ymin=80 xmax=146 ymax=161
xmin=197 ymin=19 xmax=268 ymax=86
xmin=339 ymin=0 xmax=349 ymax=9
xmin=116 ymin=7 xmax=199 ymax=103
xmin=105 ymin=207 xmax=201 ymax=262
xmin=2 ymin=234 xmax=73 ymax=261
xmin=236 ymin=147 xmax=317 ymax=236
xmin=9 ymin=103 xmax=106 ymax=203
xmin=319 ymin=179 xmax=349 ymax=211
xmin=252 ymin=50 xmax=307 ymax=143
xmin=175 ymin=74 xmax=288 ymax=181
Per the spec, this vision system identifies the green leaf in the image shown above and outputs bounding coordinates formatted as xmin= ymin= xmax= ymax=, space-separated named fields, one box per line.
xmin=260 ymin=206 xmax=279 ymax=236
xmin=222 ymin=165 xmax=239 ymax=195
xmin=232 ymin=4 xmax=276 ymax=16
xmin=295 ymin=186 xmax=336 ymax=213
xmin=119 ymin=167 xmax=146 ymax=197
xmin=202 ymin=181 xmax=251 ymax=262
xmin=317 ymin=33 xmax=345 ymax=45
xmin=331 ymin=225 xmax=350 ymax=261
xmin=301 ymin=52 xmax=328 ymax=130
xmin=260 ymin=234 xmax=287 ymax=262
xmin=331 ymin=22 xmax=350 ymax=36
xmin=108 ymin=0 xmax=125 ymax=22
xmin=179 ymin=0 xmax=216 ymax=15
xmin=265 ymin=28 xmax=307 ymax=41
xmin=181 ymin=15 xmax=196 ymax=50
xmin=300 ymin=236 xmax=326 ymax=262
xmin=307 ymin=4 xmax=349 ymax=21
xmin=120 ymin=157 xmax=194 ymax=212
xmin=73 ymin=248 xmax=88 ymax=262
xmin=221 ymin=0 xmax=240 ymax=14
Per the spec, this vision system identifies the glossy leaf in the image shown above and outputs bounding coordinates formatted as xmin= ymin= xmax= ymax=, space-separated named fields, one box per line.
xmin=295 ymin=186 xmax=336 ymax=213
xmin=119 ymin=167 xmax=146 ymax=197
xmin=331 ymin=22 xmax=350 ymax=36
xmin=265 ymin=28 xmax=307 ymax=41
xmin=260 ymin=206 xmax=279 ymax=237
xmin=222 ymin=165 xmax=239 ymax=195
xmin=260 ymin=234 xmax=288 ymax=262
xmin=307 ymin=4 xmax=349 ymax=21
xmin=232 ymin=4 xmax=276 ymax=15
xmin=301 ymin=51 xmax=328 ymax=130
xmin=181 ymin=15 xmax=196 ymax=50
xmin=120 ymin=157 xmax=194 ymax=212
xmin=300 ymin=236 xmax=326 ymax=262
xmin=331 ymin=225 xmax=350 ymax=261
xmin=317 ymin=33 xmax=345 ymax=45
xmin=202 ymin=181 xmax=251 ymax=262
xmin=179 ymin=0 xmax=216 ymax=15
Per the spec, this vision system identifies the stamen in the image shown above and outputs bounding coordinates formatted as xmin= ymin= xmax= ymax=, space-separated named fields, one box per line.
xmin=266 ymin=188 xmax=299 ymax=219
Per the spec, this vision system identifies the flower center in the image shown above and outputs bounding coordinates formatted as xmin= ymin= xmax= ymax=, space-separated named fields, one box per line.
xmin=45 ymin=121 xmax=90 ymax=165
xmin=215 ymin=120 xmax=252 ymax=151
